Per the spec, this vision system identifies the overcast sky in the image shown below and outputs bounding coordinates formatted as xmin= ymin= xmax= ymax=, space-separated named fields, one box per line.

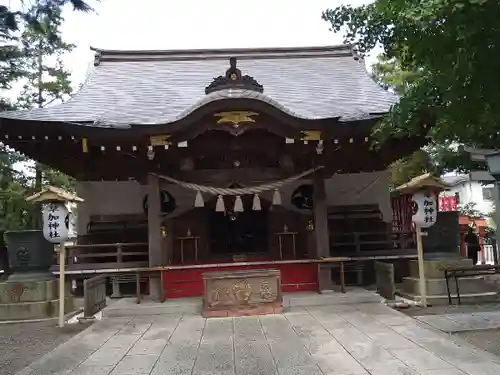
xmin=46 ymin=0 xmax=377 ymax=86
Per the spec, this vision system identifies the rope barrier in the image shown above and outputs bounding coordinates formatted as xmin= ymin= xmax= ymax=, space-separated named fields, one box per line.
xmin=153 ymin=166 xmax=323 ymax=195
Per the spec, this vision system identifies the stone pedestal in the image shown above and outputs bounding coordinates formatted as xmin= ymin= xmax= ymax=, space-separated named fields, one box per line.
xmin=400 ymin=259 xmax=498 ymax=304
xmin=0 ymin=279 xmax=74 ymax=321
xmin=202 ymin=269 xmax=282 ymax=317
xmin=5 ymin=230 xmax=55 ymax=282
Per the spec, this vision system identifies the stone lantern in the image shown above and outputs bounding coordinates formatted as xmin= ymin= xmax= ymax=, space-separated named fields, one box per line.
xmin=0 ymin=186 xmax=82 ymax=322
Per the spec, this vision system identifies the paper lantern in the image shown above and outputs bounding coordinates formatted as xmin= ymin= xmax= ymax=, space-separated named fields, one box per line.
xmin=412 ymin=192 xmax=437 ymax=228
xmin=42 ymin=202 xmax=70 ymax=243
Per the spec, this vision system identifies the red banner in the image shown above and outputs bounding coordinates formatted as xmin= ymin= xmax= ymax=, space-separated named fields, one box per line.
xmin=391 ymin=195 xmax=413 ymax=233
xmin=438 ymin=196 xmax=457 ymax=211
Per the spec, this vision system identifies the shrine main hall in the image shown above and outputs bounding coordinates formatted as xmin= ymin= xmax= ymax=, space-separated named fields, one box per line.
xmin=0 ymin=45 xmax=422 ymax=299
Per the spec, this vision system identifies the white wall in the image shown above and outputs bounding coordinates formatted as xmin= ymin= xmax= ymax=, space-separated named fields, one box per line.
xmin=75 ymin=171 xmax=393 ymax=234
xmin=76 ymin=180 xmax=148 ymax=234
xmin=441 ymin=181 xmax=495 ymax=215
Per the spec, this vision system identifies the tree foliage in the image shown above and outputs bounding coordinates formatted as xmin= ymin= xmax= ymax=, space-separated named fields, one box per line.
xmin=0 ymin=1 xmax=85 ymax=233
xmin=371 ymin=54 xmax=486 ymax=185
xmin=16 ymin=9 xmax=75 ymax=110
xmin=459 ymin=202 xmax=484 ymax=227
xmin=322 ymin=0 xmax=500 ymax=147
xmin=1 ymin=1 xmax=91 ymax=108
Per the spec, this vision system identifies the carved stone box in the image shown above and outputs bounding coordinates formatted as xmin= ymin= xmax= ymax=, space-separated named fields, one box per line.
xmin=202 ymin=268 xmax=282 ymax=317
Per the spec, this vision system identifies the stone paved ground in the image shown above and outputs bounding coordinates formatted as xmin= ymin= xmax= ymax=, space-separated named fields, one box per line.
xmin=14 ymin=303 xmax=500 ymax=375
xmin=414 ymin=310 xmax=500 ymax=333
xmin=400 ymin=303 xmax=500 ymax=318
xmin=455 ymin=329 xmax=500 ymax=357
xmin=404 ymin=306 xmax=500 ymax=357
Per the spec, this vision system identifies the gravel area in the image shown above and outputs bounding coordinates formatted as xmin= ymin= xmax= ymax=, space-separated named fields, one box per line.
xmin=0 ymin=320 xmax=88 ymax=375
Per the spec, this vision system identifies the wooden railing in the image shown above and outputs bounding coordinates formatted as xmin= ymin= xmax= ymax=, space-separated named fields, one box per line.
xmin=330 ymin=231 xmax=416 ymax=257
xmin=62 ymin=242 xmax=149 ymax=270
xmin=83 ymin=275 xmax=107 ymax=318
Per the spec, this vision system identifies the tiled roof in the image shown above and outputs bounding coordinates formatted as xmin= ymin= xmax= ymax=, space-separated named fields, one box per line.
xmin=0 ymin=45 xmax=397 ymax=127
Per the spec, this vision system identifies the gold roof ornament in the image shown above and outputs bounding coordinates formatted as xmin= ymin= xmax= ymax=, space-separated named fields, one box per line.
xmin=214 ymin=111 xmax=258 ymax=127
xmin=150 ymin=134 xmax=171 ymax=147
xmin=301 ymin=130 xmax=322 ymax=141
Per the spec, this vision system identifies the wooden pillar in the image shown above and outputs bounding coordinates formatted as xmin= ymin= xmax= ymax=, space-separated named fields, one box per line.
xmin=147 ymin=174 xmax=163 ymax=300
xmin=161 ymin=218 xmax=174 ymax=265
xmin=148 ymin=174 xmax=162 ymax=266
xmin=313 ymin=170 xmax=330 ymax=258
xmin=313 ymin=170 xmax=332 ymax=292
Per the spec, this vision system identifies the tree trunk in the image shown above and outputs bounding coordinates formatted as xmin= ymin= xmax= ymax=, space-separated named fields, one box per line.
xmin=32 ymin=42 xmax=44 ymax=230
xmin=32 ymin=164 xmax=43 ymax=229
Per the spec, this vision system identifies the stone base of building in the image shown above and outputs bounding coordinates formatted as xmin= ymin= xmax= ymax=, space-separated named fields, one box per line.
xmin=0 ymin=279 xmax=74 ymax=321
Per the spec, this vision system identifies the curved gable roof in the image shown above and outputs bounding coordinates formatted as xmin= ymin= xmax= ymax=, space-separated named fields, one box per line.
xmin=0 ymin=45 xmax=397 ymax=127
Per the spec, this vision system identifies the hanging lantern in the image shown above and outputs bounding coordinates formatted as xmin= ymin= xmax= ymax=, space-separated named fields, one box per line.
xmin=412 ymin=192 xmax=437 ymax=228
xmin=147 ymin=146 xmax=155 ymax=160
xmin=194 ymin=191 xmax=204 ymax=207
xmin=215 ymin=195 xmax=225 ymax=212
xmin=252 ymin=194 xmax=261 ymax=211
xmin=42 ymin=203 xmax=70 ymax=243
xmin=272 ymin=189 xmax=282 ymax=205
xmin=234 ymin=195 xmax=244 ymax=212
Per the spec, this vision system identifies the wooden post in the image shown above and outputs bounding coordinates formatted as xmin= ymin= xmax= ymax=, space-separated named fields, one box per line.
xmin=313 ymin=170 xmax=331 ymax=292
xmin=147 ymin=174 xmax=163 ymax=300
xmin=164 ymin=219 xmax=173 ymax=265
xmin=416 ymin=226 xmax=427 ymax=307
xmin=116 ymin=244 xmax=123 ymax=266
xmin=147 ymin=174 xmax=162 ymax=266
xmin=313 ymin=170 xmax=329 ymax=258
xmin=58 ymin=242 xmax=65 ymax=328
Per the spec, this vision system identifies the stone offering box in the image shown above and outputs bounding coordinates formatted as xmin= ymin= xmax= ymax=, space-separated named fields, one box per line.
xmin=202 ymin=268 xmax=283 ymax=317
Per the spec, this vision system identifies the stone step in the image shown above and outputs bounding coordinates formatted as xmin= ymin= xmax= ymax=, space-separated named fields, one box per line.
xmin=397 ymin=290 xmax=499 ymax=305
xmin=0 ymin=297 xmax=74 ymax=321
xmin=409 ymin=259 xmax=473 ymax=279
xmin=102 ymin=297 xmax=201 ymax=317
xmin=403 ymin=275 xmax=496 ymax=296
xmin=102 ymin=289 xmax=383 ymax=317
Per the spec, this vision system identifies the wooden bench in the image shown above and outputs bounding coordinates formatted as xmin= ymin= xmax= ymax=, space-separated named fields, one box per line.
xmin=444 ymin=265 xmax=500 ymax=305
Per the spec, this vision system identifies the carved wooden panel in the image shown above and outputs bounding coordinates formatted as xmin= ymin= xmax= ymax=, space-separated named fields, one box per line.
xmin=202 ymin=268 xmax=282 ymax=317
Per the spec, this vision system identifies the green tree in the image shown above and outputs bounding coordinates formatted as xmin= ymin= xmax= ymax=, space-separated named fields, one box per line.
xmin=371 ymin=55 xmax=421 ymax=96
xmin=16 ymin=7 xmax=76 ymax=228
xmin=0 ymin=145 xmax=35 ymax=231
xmin=0 ymin=0 xmax=88 ymax=275
xmin=1 ymin=1 xmax=92 ymax=37
xmin=388 ymin=150 xmax=433 ymax=187
xmin=459 ymin=202 xmax=484 ymax=228
xmin=322 ymin=0 xmax=500 ymax=147
xmin=1 ymin=1 xmax=91 ymax=109
xmin=371 ymin=53 xmax=487 ymax=183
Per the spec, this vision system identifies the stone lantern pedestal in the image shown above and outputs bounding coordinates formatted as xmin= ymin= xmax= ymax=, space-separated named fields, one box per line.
xmin=5 ymin=230 xmax=54 ymax=282
xmin=0 ymin=230 xmax=74 ymax=321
